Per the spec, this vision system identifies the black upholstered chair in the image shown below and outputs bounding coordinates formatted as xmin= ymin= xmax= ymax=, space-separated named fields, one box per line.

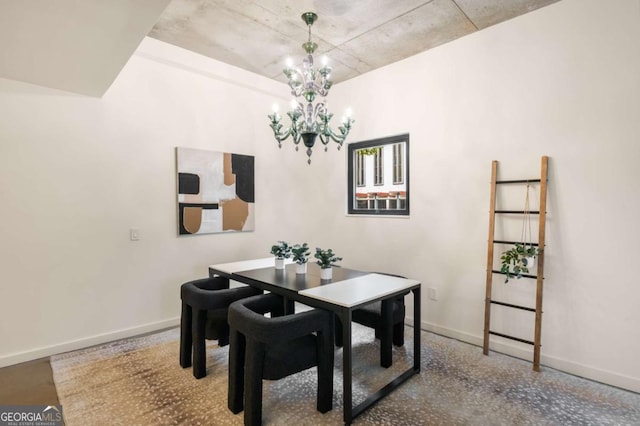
xmin=180 ymin=276 xmax=262 ymax=379
xmin=227 ymin=293 xmax=334 ymax=426
xmin=335 ymin=273 xmax=408 ymax=368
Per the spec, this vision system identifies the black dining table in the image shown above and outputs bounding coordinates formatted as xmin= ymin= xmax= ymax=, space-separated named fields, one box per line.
xmin=209 ymin=257 xmax=421 ymax=425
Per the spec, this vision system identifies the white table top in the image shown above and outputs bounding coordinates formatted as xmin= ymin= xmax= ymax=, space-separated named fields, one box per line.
xmin=209 ymin=257 xmax=293 ymax=275
xmin=299 ymin=273 xmax=420 ymax=308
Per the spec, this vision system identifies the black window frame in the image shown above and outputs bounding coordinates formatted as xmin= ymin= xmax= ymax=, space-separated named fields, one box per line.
xmin=347 ymin=134 xmax=410 ymax=216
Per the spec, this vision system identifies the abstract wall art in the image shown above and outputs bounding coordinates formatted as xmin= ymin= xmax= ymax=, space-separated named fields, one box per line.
xmin=176 ymin=147 xmax=255 ymax=235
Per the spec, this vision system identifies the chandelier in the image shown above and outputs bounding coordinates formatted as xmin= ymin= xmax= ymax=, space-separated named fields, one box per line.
xmin=268 ymin=12 xmax=354 ymax=164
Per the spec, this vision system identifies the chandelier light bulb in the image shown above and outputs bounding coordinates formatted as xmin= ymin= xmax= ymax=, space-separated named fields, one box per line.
xmin=290 ymin=99 xmax=298 ymax=111
xmin=272 ymin=103 xmax=279 ymax=113
xmin=285 ymin=57 xmax=294 ymax=68
xmin=342 ymin=107 xmax=353 ymax=123
xmin=321 ymin=55 xmax=329 ymax=66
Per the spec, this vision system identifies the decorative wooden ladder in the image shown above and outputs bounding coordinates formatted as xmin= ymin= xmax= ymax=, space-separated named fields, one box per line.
xmin=483 ymin=156 xmax=549 ymax=371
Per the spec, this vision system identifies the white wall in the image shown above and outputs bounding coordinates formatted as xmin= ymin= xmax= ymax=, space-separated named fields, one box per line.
xmin=321 ymin=0 xmax=640 ymax=392
xmin=0 ymin=38 xmax=314 ymax=365
xmin=1 ymin=0 xmax=639 ymax=395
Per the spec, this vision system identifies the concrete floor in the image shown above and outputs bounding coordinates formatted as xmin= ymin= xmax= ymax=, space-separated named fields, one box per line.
xmin=0 ymin=357 xmax=59 ymax=405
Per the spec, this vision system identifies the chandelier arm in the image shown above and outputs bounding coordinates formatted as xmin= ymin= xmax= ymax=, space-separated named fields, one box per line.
xmin=269 ymin=125 xmax=292 ymax=147
xmin=325 ymin=119 xmax=354 ymax=144
xmin=292 ymin=131 xmax=302 ymax=145
xmin=289 ymin=86 xmax=302 ymax=97
xmin=326 ymin=129 xmax=344 ymax=144
xmin=311 ymin=83 xmax=329 ymax=97
xmin=313 ymin=102 xmax=325 ymax=122
xmin=286 ymin=67 xmax=306 ymax=97
xmin=270 ymin=119 xmax=291 ymax=139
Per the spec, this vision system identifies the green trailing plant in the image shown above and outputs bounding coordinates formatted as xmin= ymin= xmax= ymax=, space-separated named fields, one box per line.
xmin=270 ymin=241 xmax=292 ymax=259
xmin=500 ymin=243 xmax=540 ymax=283
xmin=314 ymin=248 xmax=342 ymax=269
xmin=500 ymin=183 xmax=542 ymax=283
xmin=357 ymin=147 xmax=380 ymax=156
xmin=291 ymin=243 xmax=310 ymax=264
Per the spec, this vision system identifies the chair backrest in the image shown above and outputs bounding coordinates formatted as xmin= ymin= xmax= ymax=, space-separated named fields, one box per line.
xmin=228 ymin=293 xmax=332 ymax=345
xmin=181 ymin=276 xmax=228 ymax=300
xmin=181 ymin=277 xmax=259 ymax=310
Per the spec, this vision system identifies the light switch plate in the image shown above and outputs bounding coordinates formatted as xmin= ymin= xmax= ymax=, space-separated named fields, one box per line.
xmin=428 ymin=287 xmax=438 ymax=301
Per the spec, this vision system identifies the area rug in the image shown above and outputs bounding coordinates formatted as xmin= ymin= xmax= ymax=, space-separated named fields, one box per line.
xmin=51 ymin=325 xmax=640 ymax=425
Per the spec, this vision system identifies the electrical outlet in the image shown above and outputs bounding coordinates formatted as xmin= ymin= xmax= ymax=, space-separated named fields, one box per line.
xmin=130 ymin=228 xmax=140 ymax=241
xmin=428 ymin=287 xmax=438 ymax=301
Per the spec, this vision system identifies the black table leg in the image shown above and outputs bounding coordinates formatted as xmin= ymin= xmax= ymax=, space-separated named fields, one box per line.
xmin=413 ymin=287 xmax=421 ymax=373
xmin=380 ymin=299 xmax=393 ymax=368
xmin=342 ymin=287 xmax=421 ymax=424
xmin=284 ymin=297 xmax=295 ymax=315
xmin=341 ymin=308 xmax=353 ymax=424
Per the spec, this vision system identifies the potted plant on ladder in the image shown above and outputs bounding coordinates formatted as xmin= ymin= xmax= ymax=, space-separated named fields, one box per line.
xmin=500 ymin=184 xmax=541 ymax=283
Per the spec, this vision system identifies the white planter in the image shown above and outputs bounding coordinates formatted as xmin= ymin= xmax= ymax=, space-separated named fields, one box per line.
xmin=525 ymin=256 xmax=535 ymax=269
xmin=275 ymin=258 xmax=285 ymax=269
xmin=320 ymin=267 xmax=332 ymax=280
xmin=295 ymin=263 xmax=307 ymax=274
xmin=515 ymin=256 xmax=535 ymax=271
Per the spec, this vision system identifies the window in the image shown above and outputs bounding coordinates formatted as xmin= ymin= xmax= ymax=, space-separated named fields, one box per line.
xmin=356 ymin=151 xmax=365 ymax=187
xmin=393 ymin=143 xmax=404 ymax=185
xmin=373 ymin=148 xmax=383 ymax=185
xmin=347 ymin=134 xmax=409 ymax=216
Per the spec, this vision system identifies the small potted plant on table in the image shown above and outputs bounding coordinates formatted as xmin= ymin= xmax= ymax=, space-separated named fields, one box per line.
xmin=291 ymin=243 xmax=311 ymax=274
xmin=270 ymin=241 xmax=291 ymax=269
xmin=314 ymin=247 xmax=342 ymax=280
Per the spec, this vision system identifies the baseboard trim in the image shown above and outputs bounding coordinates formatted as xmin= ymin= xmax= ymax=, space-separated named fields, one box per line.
xmin=406 ymin=316 xmax=640 ymax=394
xmin=0 ymin=317 xmax=180 ymax=368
